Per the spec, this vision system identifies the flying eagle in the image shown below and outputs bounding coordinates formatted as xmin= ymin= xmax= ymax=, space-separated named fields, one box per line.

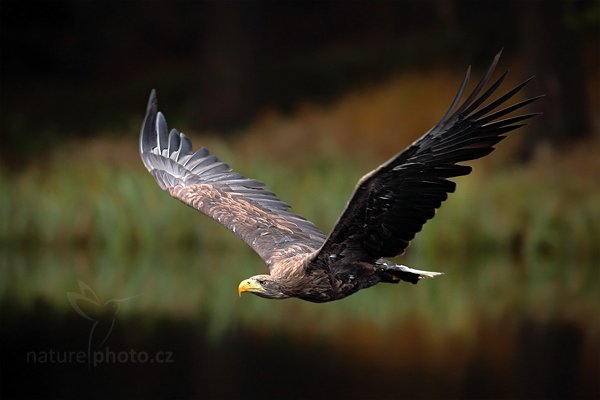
xmin=140 ymin=51 xmax=540 ymax=303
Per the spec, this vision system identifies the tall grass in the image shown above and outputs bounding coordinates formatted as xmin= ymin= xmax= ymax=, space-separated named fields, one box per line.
xmin=1 ymin=136 xmax=598 ymax=262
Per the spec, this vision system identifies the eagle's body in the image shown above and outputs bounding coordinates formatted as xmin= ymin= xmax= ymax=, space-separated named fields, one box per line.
xmin=247 ymin=254 xmax=432 ymax=302
xmin=140 ymin=51 xmax=540 ymax=302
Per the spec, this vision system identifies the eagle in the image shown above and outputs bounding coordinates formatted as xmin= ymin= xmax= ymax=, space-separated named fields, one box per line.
xmin=140 ymin=51 xmax=541 ymax=303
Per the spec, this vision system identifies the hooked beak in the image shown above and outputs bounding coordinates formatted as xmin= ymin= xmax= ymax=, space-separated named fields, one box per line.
xmin=238 ymin=279 xmax=265 ymax=296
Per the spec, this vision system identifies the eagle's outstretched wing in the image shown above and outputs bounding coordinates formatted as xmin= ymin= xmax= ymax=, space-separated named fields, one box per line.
xmin=140 ymin=91 xmax=326 ymax=268
xmin=313 ymin=50 xmax=542 ymax=267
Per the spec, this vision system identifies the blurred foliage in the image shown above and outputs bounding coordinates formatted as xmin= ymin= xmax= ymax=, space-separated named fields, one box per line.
xmin=1 ymin=131 xmax=599 ymax=335
xmin=1 ymin=135 xmax=599 ymax=262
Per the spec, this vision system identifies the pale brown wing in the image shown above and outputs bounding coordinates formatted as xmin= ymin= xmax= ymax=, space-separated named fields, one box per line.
xmin=313 ymin=50 xmax=542 ymax=268
xmin=140 ymin=91 xmax=326 ymax=268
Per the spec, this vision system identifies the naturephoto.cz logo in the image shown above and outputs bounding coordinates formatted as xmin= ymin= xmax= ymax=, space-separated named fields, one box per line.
xmin=25 ymin=280 xmax=174 ymax=368
xmin=25 ymin=347 xmax=174 ymax=367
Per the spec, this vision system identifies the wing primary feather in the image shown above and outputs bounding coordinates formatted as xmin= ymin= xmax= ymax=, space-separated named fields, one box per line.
xmin=183 ymin=148 xmax=210 ymax=168
xmin=167 ymin=129 xmax=180 ymax=157
xmin=435 ymin=66 xmax=470 ymax=129
xmin=459 ymin=71 xmax=508 ymax=117
xmin=454 ymin=50 xmax=503 ymax=116
xmin=140 ymin=89 xmax=158 ymax=157
xmin=156 ymin=112 xmax=169 ymax=154
xmin=470 ymin=76 xmax=536 ymax=121
xmin=177 ymin=133 xmax=193 ymax=159
xmin=481 ymin=113 xmax=541 ymax=129
xmin=476 ymin=95 xmax=544 ymax=125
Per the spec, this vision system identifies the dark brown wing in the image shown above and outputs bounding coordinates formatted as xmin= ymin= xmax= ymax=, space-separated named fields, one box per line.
xmin=313 ymin=50 xmax=542 ymax=267
xmin=140 ymin=91 xmax=326 ymax=268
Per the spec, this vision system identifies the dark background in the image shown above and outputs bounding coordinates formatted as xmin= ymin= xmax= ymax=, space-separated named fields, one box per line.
xmin=1 ymin=0 xmax=596 ymax=162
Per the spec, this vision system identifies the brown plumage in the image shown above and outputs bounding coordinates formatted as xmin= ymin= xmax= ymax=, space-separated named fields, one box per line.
xmin=140 ymin=51 xmax=541 ymax=302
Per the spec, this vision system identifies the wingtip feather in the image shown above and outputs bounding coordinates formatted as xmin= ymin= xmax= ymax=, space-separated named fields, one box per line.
xmin=494 ymin=48 xmax=504 ymax=63
xmin=147 ymin=89 xmax=157 ymax=113
xmin=140 ymin=89 xmax=159 ymax=159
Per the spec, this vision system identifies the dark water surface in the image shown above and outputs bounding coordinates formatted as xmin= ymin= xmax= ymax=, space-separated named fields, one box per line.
xmin=1 ymin=249 xmax=598 ymax=399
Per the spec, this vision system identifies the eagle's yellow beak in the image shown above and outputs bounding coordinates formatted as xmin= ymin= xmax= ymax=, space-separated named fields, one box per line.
xmin=238 ymin=279 xmax=264 ymax=296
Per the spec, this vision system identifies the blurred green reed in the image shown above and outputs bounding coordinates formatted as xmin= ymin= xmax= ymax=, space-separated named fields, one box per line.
xmin=1 ymin=139 xmax=598 ymax=260
xmin=0 ymin=139 xmax=599 ymax=339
